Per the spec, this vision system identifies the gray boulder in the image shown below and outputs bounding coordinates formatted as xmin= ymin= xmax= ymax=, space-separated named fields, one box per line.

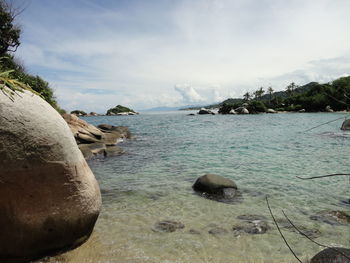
xmin=266 ymin=108 xmax=277 ymax=113
xmin=311 ymin=247 xmax=350 ymax=263
xmin=325 ymin=105 xmax=334 ymax=112
xmin=192 ymin=174 xmax=239 ymax=202
xmin=198 ymin=108 xmax=215 ymax=115
xmin=0 ymin=88 xmax=101 ymax=262
xmin=235 ymin=107 xmax=249 ymax=114
xmin=341 ymin=119 xmax=350 ymax=130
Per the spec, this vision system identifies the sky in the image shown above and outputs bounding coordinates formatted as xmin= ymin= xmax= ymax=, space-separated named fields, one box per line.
xmin=14 ymin=0 xmax=350 ymax=112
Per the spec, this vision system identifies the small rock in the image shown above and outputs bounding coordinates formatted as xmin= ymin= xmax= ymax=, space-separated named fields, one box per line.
xmin=310 ymin=211 xmax=350 ymax=226
xmin=310 ymin=247 xmax=350 ymax=263
xmin=189 ymin=229 xmax=201 ymax=235
xmin=208 ymin=227 xmax=228 ymax=235
xmin=232 ymin=221 xmax=270 ymax=235
xmin=237 ymin=214 xmax=267 ymax=221
xmin=152 ymin=220 xmax=185 ymax=233
xmin=266 ymin=108 xmax=277 ymax=113
xmin=276 ymin=219 xmax=321 ymax=239
xmin=325 ymin=105 xmax=334 ymax=112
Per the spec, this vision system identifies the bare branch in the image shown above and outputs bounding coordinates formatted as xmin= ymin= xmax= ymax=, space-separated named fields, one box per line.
xmin=282 ymin=210 xmax=350 ymax=261
xmin=302 ymin=116 xmax=347 ymax=133
xmin=266 ymin=196 xmax=303 ymax=263
xmin=296 ymin=173 xmax=350 ymax=180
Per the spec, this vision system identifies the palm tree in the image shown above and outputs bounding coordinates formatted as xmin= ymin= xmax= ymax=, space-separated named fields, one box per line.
xmin=286 ymin=82 xmax=297 ymax=97
xmin=243 ymin=92 xmax=251 ymax=101
xmin=254 ymin=87 xmax=265 ymax=100
xmin=267 ymin=86 xmax=274 ymax=102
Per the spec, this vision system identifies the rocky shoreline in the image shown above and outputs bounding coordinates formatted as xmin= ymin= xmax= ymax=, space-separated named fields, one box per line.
xmin=62 ymin=114 xmax=131 ymax=159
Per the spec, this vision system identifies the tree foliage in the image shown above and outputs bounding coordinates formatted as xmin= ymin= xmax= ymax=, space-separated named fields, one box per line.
xmin=0 ymin=1 xmax=65 ymax=113
xmin=107 ymin=105 xmax=135 ymax=115
xmin=218 ymin=77 xmax=350 ymax=114
xmin=0 ymin=0 xmax=21 ymax=56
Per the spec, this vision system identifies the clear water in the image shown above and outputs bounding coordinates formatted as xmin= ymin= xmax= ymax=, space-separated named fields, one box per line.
xmin=44 ymin=112 xmax=350 ymax=263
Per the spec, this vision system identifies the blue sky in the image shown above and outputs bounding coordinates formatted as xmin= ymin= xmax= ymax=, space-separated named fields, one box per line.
xmin=15 ymin=0 xmax=350 ymax=112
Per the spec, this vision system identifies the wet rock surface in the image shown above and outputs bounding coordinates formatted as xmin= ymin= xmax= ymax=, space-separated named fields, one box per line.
xmin=276 ymin=219 xmax=321 ymax=239
xmin=233 ymin=221 xmax=270 ymax=235
xmin=311 ymin=247 xmax=350 ymax=263
xmin=62 ymin=114 xmax=130 ymax=159
xmin=310 ymin=211 xmax=350 ymax=226
xmin=237 ymin=214 xmax=268 ymax=221
xmin=234 ymin=215 xmax=270 ymax=235
xmin=152 ymin=221 xmax=185 ymax=233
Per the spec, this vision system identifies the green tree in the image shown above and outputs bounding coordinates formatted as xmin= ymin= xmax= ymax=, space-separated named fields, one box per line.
xmin=254 ymin=87 xmax=265 ymax=100
xmin=286 ymin=82 xmax=297 ymax=97
xmin=0 ymin=0 xmax=21 ymax=56
xmin=267 ymin=86 xmax=274 ymax=102
xmin=243 ymin=92 xmax=251 ymax=101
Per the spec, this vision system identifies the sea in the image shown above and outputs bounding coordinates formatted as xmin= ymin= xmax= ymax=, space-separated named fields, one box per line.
xmin=44 ymin=112 xmax=350 ymax=263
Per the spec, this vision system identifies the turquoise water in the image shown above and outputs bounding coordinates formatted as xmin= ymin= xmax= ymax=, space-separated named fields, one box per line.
xmin=46 ymin=112 xmax=350 ymax=263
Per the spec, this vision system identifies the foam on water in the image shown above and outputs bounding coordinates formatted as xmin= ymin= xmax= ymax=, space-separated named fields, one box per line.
xmin=42 ymin=112 xmax=350 ymax=263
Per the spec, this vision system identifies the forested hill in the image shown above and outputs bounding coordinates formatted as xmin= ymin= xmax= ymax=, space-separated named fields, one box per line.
xmin=183 ymin=76 xmax=350 ymax=112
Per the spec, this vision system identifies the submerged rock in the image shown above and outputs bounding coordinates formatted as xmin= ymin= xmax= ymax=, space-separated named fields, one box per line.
xmin=0 ymin=88 xmax=101 ymax=262
xmin=276 ymin=219 xmax=321 ymax=239
xmin=208 ymin=227 xmax=228 ymax=235
xmin=310 ymin=247 xmax=350 ymax=263
xmin=152 ymin=220 xmax=185 ymax=233
xmin=192 ymin=174 xmax=240 ymax=203
xmin=188 ymin=229 xmax=201 ymax=235
xmin=237 ymin=214 xmax=268 ymax=221
xmin=310 ymin=211 xmax=350 ymax=226
xmin=341 ymin=119 xmax=350 ymax=130
xmin=232 ymin=220 xmax=270 ymax=235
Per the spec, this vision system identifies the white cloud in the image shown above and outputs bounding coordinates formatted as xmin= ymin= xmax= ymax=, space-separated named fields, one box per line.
xmin=174 ymin=84 xmax=205 ymax=104
xmin=14 ymin=0 xmax=350 ymax=111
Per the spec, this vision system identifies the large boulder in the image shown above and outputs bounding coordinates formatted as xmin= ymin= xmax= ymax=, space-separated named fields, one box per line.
xmin=235 ymin=107 xmax=249 ymax=114
xmin=0 ymin=89 xmax=102 ymax=262
xmin=192 ymin=174 xmax=239 ymax=203
xmin=341 ymin=119 xmax=350 ymax=130
xmin=198 ymin=108 xmax=215 ymax=115
xmin=310 ymin=247 xmax=350 ymax=263
xmin=62 ymin=113 xmax=104 ymax=144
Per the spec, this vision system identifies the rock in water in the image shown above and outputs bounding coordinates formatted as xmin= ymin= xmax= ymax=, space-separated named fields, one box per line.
xmin=341 ymin=119 xmax=350 ymax=130
xmin=0 ymin=89 xmax=102 ymax=262
xmin=311 ymin=247 xmax=350 ymax=263
xmin=192 ymin=174 xmax=239 ymax=203
xmin=152 ymin=220 xmax=185 ymax=232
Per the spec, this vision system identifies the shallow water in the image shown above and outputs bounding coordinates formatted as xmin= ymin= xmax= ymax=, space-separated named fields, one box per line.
xmin=43 ymin=112 xmax=350 ymax=263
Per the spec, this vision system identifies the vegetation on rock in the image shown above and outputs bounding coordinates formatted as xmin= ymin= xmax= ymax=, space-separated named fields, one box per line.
xmin=0 ymin=0 xmax=64 ymax=113
xmin=218 ymin=76 xmax=350 ymax=114
xmin=107 ymin=105 xmax=135 ymax=115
